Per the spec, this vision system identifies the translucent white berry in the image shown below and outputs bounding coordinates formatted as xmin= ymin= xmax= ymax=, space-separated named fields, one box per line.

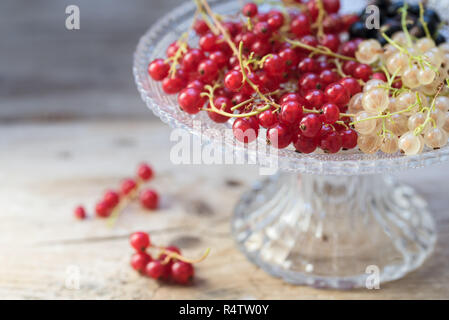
xmin=424 ymin=127 xmax=448 ymax=148
xmin=362 ymin=88 xmax=389 ymax=113
xmin=381 ymin=132 xmax=399 ymax=154
xmin=358 ymin=134 xmax=382 ymax=154
xmin=354 ymin=111 xmax=378 ymax=135
xmin=355 ymin=39 xmax=382 ymax=64
xmin=398 ymin=132 xmax=423 ymax=155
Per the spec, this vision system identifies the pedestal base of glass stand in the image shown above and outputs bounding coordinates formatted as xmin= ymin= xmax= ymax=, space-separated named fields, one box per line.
xmin=232 ymin=173 xmax=436 ymax=289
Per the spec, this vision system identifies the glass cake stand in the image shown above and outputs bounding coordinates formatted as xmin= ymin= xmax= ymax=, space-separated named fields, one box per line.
xmin=134 ymin=0 xmax=449 ymax=288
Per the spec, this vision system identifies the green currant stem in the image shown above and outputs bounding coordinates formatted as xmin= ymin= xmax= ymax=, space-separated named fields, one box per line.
xmin=314 ymin=0 xmax=325 ymax=39
xmin=399 ymin=3 xmax=413 ymax=48
xmin=155 ymin=246 xmax=211 ymax=264
xmin=349 ymin=102 xmax=418 ymax=126
xmin=418 ymin=2 xmax=432 ymax=39
xmin=284 ymin=37 xmax=357 ymax=61
xmin=414 ymin=82 xmax=444 ymax=135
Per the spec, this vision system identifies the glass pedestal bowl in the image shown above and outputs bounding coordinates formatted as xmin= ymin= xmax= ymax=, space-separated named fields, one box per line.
xmin=134 ymin=0 xmax=449 ymax=289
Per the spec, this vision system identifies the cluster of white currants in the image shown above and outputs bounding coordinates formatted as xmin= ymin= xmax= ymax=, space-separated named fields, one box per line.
xmin=351 ymin=33 xmax=449 ymax=155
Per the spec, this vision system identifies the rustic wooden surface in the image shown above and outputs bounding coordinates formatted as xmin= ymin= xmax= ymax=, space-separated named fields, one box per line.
xmin=0 ymin=119 xmax=448 ymax=300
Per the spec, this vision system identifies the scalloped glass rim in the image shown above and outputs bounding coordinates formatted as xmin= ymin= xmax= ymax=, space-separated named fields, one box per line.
xmin=133 ymin=0 xmax=449 ymax=175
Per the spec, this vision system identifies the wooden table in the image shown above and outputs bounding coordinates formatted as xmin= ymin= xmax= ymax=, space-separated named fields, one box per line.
xmin=0 ymin=119 xmax=448 ymax=299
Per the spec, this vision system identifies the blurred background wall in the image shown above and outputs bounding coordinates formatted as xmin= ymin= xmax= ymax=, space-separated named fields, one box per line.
xmin=0 ymin=0 xmax=186 ymax=122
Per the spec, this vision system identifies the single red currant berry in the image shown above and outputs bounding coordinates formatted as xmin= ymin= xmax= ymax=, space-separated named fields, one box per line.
xmin=209 ymin=51 xmax=228 ymax=68
xmin=298 ymin=57 xmax=319 ymax=74
xmin=130 ymin=231 xmax=151 ymax=252
xmin=342 ymin=60 xmax=359 ymax=76
xmin=199 ymin=33 xmax=217 ymax=52
xmin=304 ymin=89 xmax=325 ymax=109
xmin=263 ymin=54 xmax=285 ymax=76
xmin=208 ymin=96 xmax=232 ymax=123
xmin=181 ymin=49 xmax=205 ymax=72
xmin=74 ymin=205 xmax=86 ymax=220
xmin=290 ymin=14 xmax=311 ymax=37
xmin=95 ymin=200 xmax=111 ymax=218
xmin=320 ymin=131 xmax=342 ymax=153
xmin=339 ymin=77 xmax=362 ymax=96
xmin=178 ymin=88 xmax=204 ymax=114
xmin=323 ymin=13 xmax=343 ymax=34
xmin=224 ymin=70 xmax=243 ymax=92
xmin=233 ymin=118 xmax=259 ymax=144
xmin=340 ymin=129 xmax=358 ymax=149
xmin=121 ymin=178 xmax=137 ymax=195
xmin=140 ymin=189 xmax=159 ymax=210
xmin=293 ymin=135 xmax=318 ymax=154
xmin=323 ymin=0 xmax=340 ymax=13
xmin=240 ymin=32 xmax=257 ymax=49
xmin=324 ymin=83 xmax=350 ymax=106
xmin=148 ymin=59 xmax=170 ymax=81
xmin=392 ymin=79 xmax=402 ymax=89
xmin=258 ymin=110 xmax=279 ymax=129
xmin=171 ymin=261 xmax=194 ymax=284
xmin=279 ymin=48 xmax=299 ymax=69
xmin=267 ymin=123 xmax=293 ymax=149
xmin=319 ymin=69 xmax=340 ymax=86
xmin=158 ymin=246 xmax=182 ymax=261
xmin=280 ymin=92 xmax=302 ymax=104
xmin=186 ymin=79 xmax=204 ymax=91
xmin=103 ymin=190 xmax=120 ymax=209
xmin=307 ymin=0 xmax=319 ymax=21
xmin=162 ymin=76 xmax=186 ymax=94
xmin=267 ymin=12 xmax=284 ymax=30
xmin=321 ymin=103 xmax=340 ymax=124
xmin=321 ymin=34 xmax=340 ymax=52
xmin=251 ymin=40 xmax=271 ymax=57
xmin=137 ymin=163 xmax=154 ymax=181
xmin=130 ymin=252 xmax=151 ymax=272
xmin=340 ymin=40 xmax=358 ymax=57
xmin=193 ymin=19 xmax=209 ymax=36
xmin=145 ymin=260 xmax=164 ymax=279
xmin=372 ymin=72 xmax=388 ymax=82
xmin=166 ymin=41 xmax=179 ymax=58
xmin=353 ymin=64 xmax=372 ymax=82
xmin=197 ymin=59 xmax=218 ymax=82
xmin=242 ymin=2 xmax=258 ymax=17
xmin=280 ymin=101 xmax=304 ymax=125
xmin=300 ymin=114 xmax=322 ymax=138
xmin=298 ymin=73 xmax=322 ymax=92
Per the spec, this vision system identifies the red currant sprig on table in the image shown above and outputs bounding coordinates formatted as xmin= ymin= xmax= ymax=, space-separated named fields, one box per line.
xmin=129 ymin=231 xmax=209 ymax=285
xmin=73 ymin=162 xmax=160 ymax=221
xmin=147 ymin=0 xmax=364 ymax=154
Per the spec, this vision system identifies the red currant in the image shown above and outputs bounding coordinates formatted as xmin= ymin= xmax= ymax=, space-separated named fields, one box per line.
xmin=208 ymin=96 xmax=232 ymax=123
xmin=121 ymin=178 xmax=137 ymax=195
xmin=320 ymin=131 xmax=342 ymax=153
xmin=353 ymin=64 xmax=372 ymax=82
xmin=340 ymin=40 xmax=358 ymax=57
xmin=267 ymin=12 xmax=284 ymax=30
xmin=130 ymin=252 xmax=151 ymax=272
xmin=181 ymin=49 xmax=205 ymax=72
xmin=341 ymin=129 xmax=358 ymax=149
xmin=321 ymin=103 xmax=340 ymax=124
xmin=199 ymin=33 xmax=217 ymax=52
xmin=280 ymin=101 xmax=303 ymax=125
xmin=140 ymin=189 xmax=159 ymax=210
xmin=145 ymin=260 xmax=164 ymax=279
xmin=224 ymin=70 xmax=243 ymax=92
xmin=323 ymin=0 xmax=340 ymax=14
xmin=298 ymin=57 xmax=319 ymax=74
xmin=323 ymin=14 xmax=343 ymax=34
xmin=321 ymin=34 xmax=340 ymax=52
xmin=103 ymin=190 xmax=120 ymax=209
xmin=130 ymin=231 xmax=150 ymax=251
xmin=187 ymin=79 xmax=204 ymax=91
xmin=193 ymin=19 xmax=209 ymax=35
xmin=209 ymin=51 xmax=228 ymax=68
xmin=254 ymin=21 xmax=272 ymax=39
xmin=304 ymin=89 xmax=325 ymax=109
xmin=342 ymin=60 xmax=359 ymax=76
xmin=74 ymin=206 xmax=86 ymax=220
xmin=293 ymin=135 xmax=318 ymax=153
xmin=263 ymin=54 xmax=285 ymax=76
xmin=251 ymin=40 xmax=271 ymax=57
xmin=299 ymin=73 xmax=322 ymax=92
xmin=299 ymin=114 xmax=322 ymax=138
xmin=324 ymin=83 xmax=350 ymax=106
xmin=233 ymin=118 xmax=259 ymax=144
xmin=290 ymin=13 xmax=311 ymax=37
xmin=148 ymin=59 xmax=170 ymax=81
xmin=197 ymin=59 xmax=218 ymax=82
xmin=279 ymin=48 xmax=299 ymax=69
xmin=372 ymin=72 xmax=387 ymax=82
xmin=95 ymin=201 xmax=111 ymax=218
xmin=162 ymin=76 xmax=186 ymax=94
xmin=178 ymin=88 xmax=204 ymax=114
xmin=242 ymin=2 xmax=258 ymax=17
xmin=258 ymin=109 xmax=279 ymax=128
xmin=267 ymin=123 xmax=292 ymax=149
xmin=171 ymin=261 xmax=194 ymax=284
xmin=339 ymin=77 xmax=361 ymax=96
xmin=137 ymin=163 xmax=154 ymax=181
xmin=319 ymin=69 xmax=339 ymax=86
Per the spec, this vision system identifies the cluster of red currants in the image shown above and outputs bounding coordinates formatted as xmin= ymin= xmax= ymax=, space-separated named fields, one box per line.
xmin=147 ymin=0 xmax=365 ymax=154
xmin=74 ymin=163 xmax=159 ymax=220
xmin=130 ymin=231 xmax=198 ymax=285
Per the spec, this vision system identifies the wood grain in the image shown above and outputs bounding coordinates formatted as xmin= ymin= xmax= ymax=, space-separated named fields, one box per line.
xmin=0 ymin=120 xmax=448 ymax=299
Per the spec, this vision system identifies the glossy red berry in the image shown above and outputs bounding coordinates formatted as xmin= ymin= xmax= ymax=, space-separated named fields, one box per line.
xmin=130 ymin=252 xmax=151 ymax=272
xmin=280 ymin=101 xmax=303 ymax=125
xmin=321 ymin=34 xmax=340 ymax=52
xmin=178 ymin=88 xmax=204 ymax=114
xmin=353 ymin=64 xmax=373 ymax=82
xmin=251 ymin=40 xmax=271 ymax=57
xmin=342 ymin=60 xmax=359 ymax=76
xmin=290 ymin=14 xmax=311 ymax=37
xmin=258 ymin=110 xmax=279 ymax=129
xmin=193 ymin=19 xmax=209 ymax=35
xmin=264 ymin=54 xmax=285 ymax=76
xmin=319 ymin=69 xmax=339 ymax=86
xmin=197 ymin=59 xmax=218 ymax=82
xmin=140 ymin=189 xmax=159 ymax=210
xmin=267 ymin=12 xmax=284 ymax=30
xmin=339 ymin=77 xmax=361 ymax=96
xmin=145 ymin=260 xmax=164 ymax=279
xmin=74 ymin=206 xmax=86 ymax=220
xmin=304 ymin=89 xmax=325 ymax=109
xmin=299 ymin=73 xmax=322 ymax=92
xmin=372 ymin=72 xmax=388 ymax=82
xmin=171 ymin=261 xmax=194 ymax=284
xmin=293 ymin=135 xmax=318 ymax=153
xmin=307 ymin=0 xmax=319 ymax=21
xmin=267 ymin=123 xmax=293 ymax=149
xmin=186 ymin=79 xmax=204 ymax=91
xmin=298 ymin=57 xmax=319 ymax=74
xmin=279 ymin=48 xmax=299 ymax=69
xmin=162 ymin=76 xmax=186 ymax=94
xmin=340 ymin=40 xmax=358 ymax=57
xmin=137 ymin=163 xmax=154 ymax=181
xmin=324 ymin=83 xmax=350 ymax=106
xmin=121 ymin=178 xmax=137 ymax=195
xmin=130 ymin=232 xmax=151 ymax=251
xmin=323 ymin=14 xmax=343 ymax=34
xmin=209 ymin=51 xmax=228 ymax=68
xmin=254 ymin=21 xmax=272 ymax=39
xmin=341 ymin=129 xmax=358 ymax=149
xmin=181 ymin=49 xmax=205 ymax=72
xmin=233 ymin=118 xmax=259 ymax=144
xmin=148 ymin=59 xmax=170 ymax=81
xmin=224 ymin=70 xmax=243 ymax=92
xmin=321 ymin=103 xmax=340 ymax=124
xmin=166 ymin=42 xmax=180 ymax=58
xmin=199 ymin=33 xmax=217 ymax=52
xmin=320 ymin=131 xmax=342 ymax=153
xmin=103 ymin=190 xmax=120 ymax=209
xmin=242 ymin=2 xmax=258 ymax=17
xmin=208 ymin=96 xmax=232 ymax=123
xmin=323 ymin=0 xmax=340 ymax=13
xmin=95 ymin=201 xmax=111 ymax=218
xmin=299 ymin=114 xmax=322 ymax=138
